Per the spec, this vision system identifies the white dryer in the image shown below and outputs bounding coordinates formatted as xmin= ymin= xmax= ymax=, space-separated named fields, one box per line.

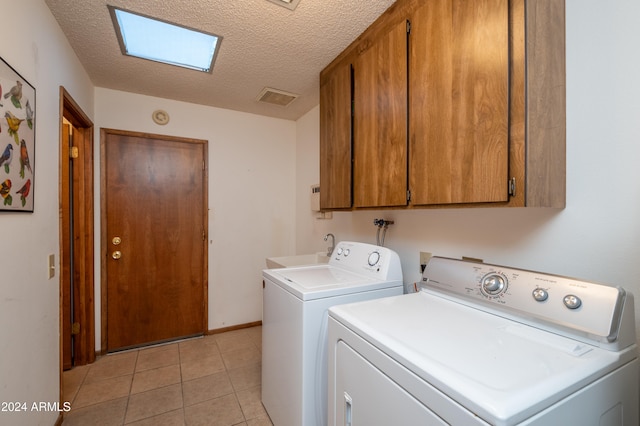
xmin=328 ymin=256 xmax=639 ymax=425
xmin=262 ymin=241 xmax=403 ymax=426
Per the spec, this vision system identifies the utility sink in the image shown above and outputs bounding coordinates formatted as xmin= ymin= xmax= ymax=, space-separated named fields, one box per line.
xmin=266 ymin=252 xmax=331 ymax=269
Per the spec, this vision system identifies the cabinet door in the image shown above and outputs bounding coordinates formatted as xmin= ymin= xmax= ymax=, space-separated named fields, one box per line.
xmin=320 ymin=61 xmax=352 ymax=209
xmin=353 ymin=20 xmax=408 ymax=208
xmin=409 ymin=0 xmax=509 ymax=205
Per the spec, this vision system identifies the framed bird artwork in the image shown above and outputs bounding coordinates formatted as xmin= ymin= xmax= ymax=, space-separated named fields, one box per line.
xmin=0 ymin=57 xmax=35 ymax=212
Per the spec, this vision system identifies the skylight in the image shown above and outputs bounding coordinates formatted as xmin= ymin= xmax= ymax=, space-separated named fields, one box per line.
xmin=266 ymin=0 xmax=302 ymax=10
xmin=108 ymin=6 xmax=222 ymax=73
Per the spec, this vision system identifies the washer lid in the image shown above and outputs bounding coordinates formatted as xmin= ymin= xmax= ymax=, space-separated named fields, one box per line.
xmin=329 ymin=291 xmax=636 ymax=425
xmin=264 ymin=264 xmax=401 ymax=301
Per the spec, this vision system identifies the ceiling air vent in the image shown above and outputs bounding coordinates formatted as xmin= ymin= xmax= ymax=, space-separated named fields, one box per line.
xmin=257 ymin=87 xmax=299 ymax=107
xmin=266 ymin=0 xmax=302 ymax=11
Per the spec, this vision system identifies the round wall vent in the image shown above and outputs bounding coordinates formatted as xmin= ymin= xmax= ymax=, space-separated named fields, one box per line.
xmin=152 ymin=109 xmax=170 ymax=125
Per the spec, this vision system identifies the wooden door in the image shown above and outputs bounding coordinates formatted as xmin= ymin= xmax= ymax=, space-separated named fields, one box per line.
xmin=320 ymin=61 xmax=352 ymax=210
xmin=353 ymin=19 xmax=408 ymax=208
xmin=409 ymin=0 xmax=509 ymax=205
xmin=61 ymin=122 xmax=73 ymax=370
xmin=60 ymin=88 xmax=95 ymax=370
xmin=102 ymin=129 xmax=207 ymax=351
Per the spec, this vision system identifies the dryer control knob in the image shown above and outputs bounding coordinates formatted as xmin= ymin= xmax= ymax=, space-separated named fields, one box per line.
xmin=532 ymin=288 xmax=549 ymax=302
xmin=481 ymin=273 xmax=507 ymax=296
xmin=563 ymin=294 xmax=582 ymax=310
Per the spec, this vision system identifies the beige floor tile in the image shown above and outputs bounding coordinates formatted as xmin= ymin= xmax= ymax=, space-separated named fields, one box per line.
xmin=215 ymin=329 xmax=257 ymax=354
xmin=62 ymin=396 xmax=127 ymax=426
xmin=182 ymin=370 xmax=234 ymax=407
xmin=227 ymin=362 xmax=261 ymax=392
xmin=245 ymin=326 xmax=262 ymax=345
xmin=84 ymin=352 xmax=137 ymax=384
xmin=125 ymin=408 xmax=185 ymax=426
xmin=184 ymin=394 xmax=245 ymax=426
xmin=62 ymin=326 xmax=266 ymax=426
xmin=124 ymin=383 xmax=183 ymax=424
xmin=138 ymin=341 xmax=180 ymax=355
xmin=246 ymin=415 xmax=273 ymax=426
xmin=72 ymin=374 xmax=132 ymax=409
xmin=221 ymin=346 xmax=261 ymax=370
xmin=181 ymin=352 xmax=226 ymax=381
xmin=136 ymin=344 xmax=179 ymax=372
xmin=179 ymin=336 xmax=221 ymax=363
xmin=131 ymin=364 xmax=181 ymax=394
xmin=236 ymin=385 xmax=268 ymax=421
xmin=63 ymin=365 xmax=90 ymax=404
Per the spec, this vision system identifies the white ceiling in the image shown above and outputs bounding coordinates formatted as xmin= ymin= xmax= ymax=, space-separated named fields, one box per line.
xmin=45 ymin=0 xmax=396 ymax=121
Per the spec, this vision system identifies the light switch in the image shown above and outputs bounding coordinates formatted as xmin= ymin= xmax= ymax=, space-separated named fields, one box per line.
xmin=48 ymin=254 xmax=55 ymax=279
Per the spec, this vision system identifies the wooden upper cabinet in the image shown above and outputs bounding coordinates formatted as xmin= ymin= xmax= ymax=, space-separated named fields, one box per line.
xmin=409 ymin=0 xmax=510 ymax=205
xmin=318 ymin=0 xmax=565 ymax=210
xmin=320 ymin=61 xmax=352 ymax=210
xmin=353 ymin=19 xmax=409 ymax=208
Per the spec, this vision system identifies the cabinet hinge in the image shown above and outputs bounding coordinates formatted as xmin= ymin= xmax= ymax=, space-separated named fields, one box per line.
xmin=407 ymin=190 xmax=411 ymax=202
xmin=71 ymin=322 xmax=80 ymax=335
xmin=70 ymin=146 xmax=79 ymax=159
xmin=406 ymin=20 xmax=411 ymax=34
xmin=508 ymin=177 xmax=516 ymax=197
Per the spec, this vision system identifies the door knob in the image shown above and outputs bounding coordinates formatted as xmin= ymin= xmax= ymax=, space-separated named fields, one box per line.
xmin=112 ymin=236 xmax=122 ymax=245
xmin=112 ymin=250 xmax=122 ymax=260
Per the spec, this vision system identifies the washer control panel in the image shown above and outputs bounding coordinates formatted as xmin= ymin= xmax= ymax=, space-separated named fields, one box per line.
xmin=329 ymin=241 xmax=402 ymax=281
xmin=421 ymin=256 xmax=625 ymax=342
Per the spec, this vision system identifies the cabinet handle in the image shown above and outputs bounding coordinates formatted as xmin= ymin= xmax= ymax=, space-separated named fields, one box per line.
xmin=344 ymin=392 xmax=353 ymax=426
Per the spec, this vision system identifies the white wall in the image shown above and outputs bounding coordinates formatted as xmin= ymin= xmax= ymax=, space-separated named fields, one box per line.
xmin=0 ymin=0 xmax=95 ymax=425
xmin=295 ymin=0 xmax=640 ymax=346
xmin=1 ymin=1 xmax=637 ymax=423
xmin=95 ymin=88 xmax=297 ymax=340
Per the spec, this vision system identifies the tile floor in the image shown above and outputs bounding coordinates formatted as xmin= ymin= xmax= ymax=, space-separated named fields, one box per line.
xmin=62 ymin=326 xmax=272 ymax=426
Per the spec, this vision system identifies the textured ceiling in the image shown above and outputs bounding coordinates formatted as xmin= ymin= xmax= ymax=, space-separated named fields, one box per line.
xmin=45 ymin=0 xmax=396 ymax=120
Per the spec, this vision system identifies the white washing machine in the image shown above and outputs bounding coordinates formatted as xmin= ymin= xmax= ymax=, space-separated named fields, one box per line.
xmin=328 ymin=256 xmax=639 ymax=426
xmin=262 ymin=241 xmax=404 ymax=426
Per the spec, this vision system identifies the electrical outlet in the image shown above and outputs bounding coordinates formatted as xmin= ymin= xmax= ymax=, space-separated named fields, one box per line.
xmin=419 ymin=251 xmax=432 ymax=273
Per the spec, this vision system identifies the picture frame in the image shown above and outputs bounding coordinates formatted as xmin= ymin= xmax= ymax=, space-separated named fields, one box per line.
xmin=0 ymin=57 xmax=35 ymax=212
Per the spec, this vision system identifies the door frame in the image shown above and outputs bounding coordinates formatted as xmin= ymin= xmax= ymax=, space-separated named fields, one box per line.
xmin=58 ymin=87 xmax=95 ymax=399
xmin=99 ymin=128 xmax=209 ymax=353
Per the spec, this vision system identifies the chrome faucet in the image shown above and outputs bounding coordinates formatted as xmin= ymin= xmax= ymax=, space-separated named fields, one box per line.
xmin=324 ymin=233 xmax=335 ymax=256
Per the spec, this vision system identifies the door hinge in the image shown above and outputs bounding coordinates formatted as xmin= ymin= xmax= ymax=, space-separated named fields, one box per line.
xmin=508 ymin=177 xmax=516 ymax=197
xmin=71 ymin=322 xmax=80 ymax=335
xmin=406 ymin=20 xmax=411 ymax=34
xmin=407 ymin=190 xmax=411 ymax=202
xmin=70 ymin=146 xmax=79 ymax=159
xmin=202 ymin=230 xmax=206 ymax=242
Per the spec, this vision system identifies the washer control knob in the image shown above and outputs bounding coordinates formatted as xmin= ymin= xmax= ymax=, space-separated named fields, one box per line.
xmin=481 ymin=274 xmax=506 ymax=295
xmin=336 ymin=247 xmax=343 ymax=255
xmin=532 ymin=288 xmax=549 ymax=302
xmin=563 ymin=294 xmax=582 ymax=310
xmin=368 ymin=251 xmax=381 ymax=267
xmin=344 ymin=249 xmax=350 ymax=257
